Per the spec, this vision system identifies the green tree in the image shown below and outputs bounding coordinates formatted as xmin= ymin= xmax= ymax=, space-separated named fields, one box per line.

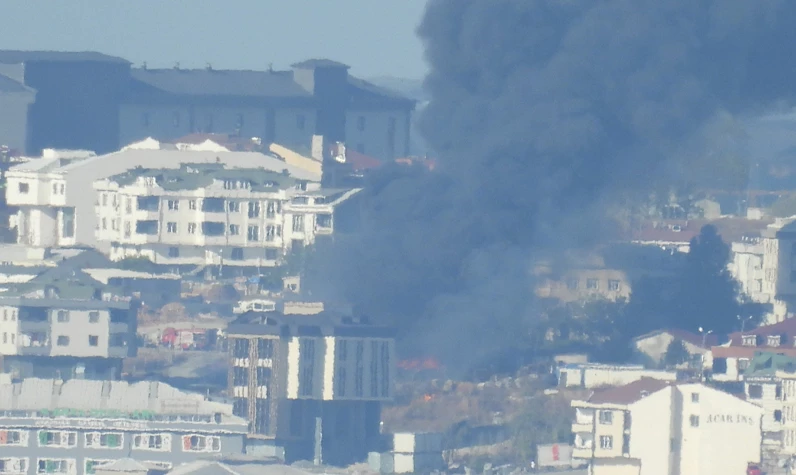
xmin=663 ymin=339 xmax=690 ymax=367
xmin=510 ymin=395 xmax=572 ymax=465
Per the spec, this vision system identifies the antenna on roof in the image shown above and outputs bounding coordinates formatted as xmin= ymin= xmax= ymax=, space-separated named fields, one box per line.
xmin=206 ymin=63 xmax=213 ymax=71
xmin=142 ymin=61 xmax=147 ymax=70
xmin=268 ymin=63 xmax=274 ymax=73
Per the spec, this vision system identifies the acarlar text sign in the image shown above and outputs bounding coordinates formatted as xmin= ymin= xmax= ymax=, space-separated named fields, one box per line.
xmin=705 ymin=414 xmax=756 ymax=425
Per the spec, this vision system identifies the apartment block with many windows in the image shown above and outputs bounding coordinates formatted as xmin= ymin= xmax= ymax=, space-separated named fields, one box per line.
xmin=571 ymin=378 xmax=763 ymax=475
xmin=93 ymin=162 xmax=359 ymax=270
xmin=226 ymin=311 xmax=395 ymax=466
xmin=0 ymin=378 xmax=247 ymax=475
xmin=0 ymin=260 xmax=138 ymax=380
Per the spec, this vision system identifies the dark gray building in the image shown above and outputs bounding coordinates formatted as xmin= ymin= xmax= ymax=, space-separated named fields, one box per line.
xmin=227 ymin=311 xmax=395 ymax=466
xmin=0 ymin=51 xmax=131 ymax=155
xmin=0 ymin=378 xmax=248 ymax=475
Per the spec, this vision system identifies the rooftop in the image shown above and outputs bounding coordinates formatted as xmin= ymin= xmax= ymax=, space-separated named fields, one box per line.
xmin=0 ymin=74 xmax=30 ymax=93
xmin=586 ymin=378 xmax=672 ymax=405
xmin=633 ymin=328 xmax=719 ymax=348
xmin=167 ymin=460 xmax=314 ymax=475
xmin=629 ymin=218 xmax=774 ymax=244
xmin=228 ymin=311 xmax=395 ymax=338
xmin=106 ymin=162 xmax=297 ymax=192
xmin=291 ymin=59 xmax=350 ymax=69
xmin=0 ymin=378 xmax=242 ymax=422
xmin=0 ymin=50 xmax=129 ymax=64
xmin=743 ymin=351 xmax=796 ymax=378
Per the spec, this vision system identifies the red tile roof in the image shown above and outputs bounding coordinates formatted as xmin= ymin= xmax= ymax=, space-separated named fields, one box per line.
xmin=727 ymin=318 xmax=796 ymax=345
xmin=711 ymin=346 xmax=796 ymax=359
xmin=588 ymin=378 xmax=672 ymax=405
xmin=710 ymin=319 xmax=796 ymax=358
xmin=343 ymin=149 xmax=381 ymax=171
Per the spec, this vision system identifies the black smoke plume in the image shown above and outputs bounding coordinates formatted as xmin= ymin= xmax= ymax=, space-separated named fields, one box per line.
xmin=309 ymin=0 xmax=796 ymax=375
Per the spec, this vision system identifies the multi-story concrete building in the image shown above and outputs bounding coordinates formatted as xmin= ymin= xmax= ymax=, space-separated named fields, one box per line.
xmin=711 ymin=318 xmax=796 ymax=382
xmin=0 ymin=50 xmax=415 ymax=160
xmin=0 ymin=378 xmax=247 ymax=475
xmin=571 ymin=378 xmax=764 ymax=475
xmin=0 ymin=51 xmax=131 ymax=155
xmin=5 ymin=139 xmax=322 ymax=250
xmin=121 ymin=60 xmax=414 ymax=161
xmin=226 ymin=311 xmax=395 ymax=466
xmin=0 ymin=260 xmax=138 ymax=380
xmin=92 ymin=161 xmax=358 ymax=270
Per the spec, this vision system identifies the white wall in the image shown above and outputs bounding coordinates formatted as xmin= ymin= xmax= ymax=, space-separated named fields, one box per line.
xmin=49 ymin=309 xmax=111 ymax=358
xmin=0 ymin=306 xmax=19 ymax=355
xmin=629 ymin=387 xmax=673 ymax=475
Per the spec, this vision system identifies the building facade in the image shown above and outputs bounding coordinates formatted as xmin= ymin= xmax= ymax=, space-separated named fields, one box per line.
xmin=121 ymin=60 xmax=414 ymax=162
xmin=711 ymin=318 xmax=796 ymax=382
xmin=0 ymin=261 xmax=138 ymax=380
xmin=5 ymin=140 xmax=326 ymax=250
xmin=226 ymin=311 xmax=395 ymax=466
xmin=0 ymin=378 xmax=247 ymax=475
xmin=93 ymin=162 xmax=358 ymax=269
xmin=571 ymin=378 xmax=764 ymax=475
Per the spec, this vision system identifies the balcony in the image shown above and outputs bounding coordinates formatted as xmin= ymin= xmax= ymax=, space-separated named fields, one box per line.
xmin=572 ymin=421 xmax=593 ymax=434
xmin=572 ymin=446 xmax=592 ymax=459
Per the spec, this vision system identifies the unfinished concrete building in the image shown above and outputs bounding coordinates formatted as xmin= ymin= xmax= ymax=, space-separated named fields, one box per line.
xmin=226 ymin=311 xmax=395 ymax=466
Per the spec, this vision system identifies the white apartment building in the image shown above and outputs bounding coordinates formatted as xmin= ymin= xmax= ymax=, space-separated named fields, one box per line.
xmin=5 ymin=139 xmax=322 ymax=250
xmin=571 ymin=378 xmax=764 ymax=475
xmin=728 ymin=218 xmax=796 ymax=324
xmin=93 ymin=161 xmax=358 ymax=268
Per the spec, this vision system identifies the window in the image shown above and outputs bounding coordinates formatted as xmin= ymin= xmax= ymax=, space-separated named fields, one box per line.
xmin=89 ymin=311 xmax=100 ymax=323
xmin=166 ymin=222 xmax=177 ymax=233
xmin=188 ymin=223 xmax=197 ymax=234
xmin=265 ymin=225 xmax=281 ymax=241
xmin=229 ymin=224 xmax=240 ymax=236
xmin=599 ymin=435 xmax=613 ymax=450
xmin=102 ymin=194 xmax=108 ymax=206
xmin=228 ymin=201 xmax=241 ymax=213
xmin=317 ymin=214 xmax=332 ymax=229
xmin=189 ymin=199 xmax=197 ymax=210
xmin=56 ymin=336 xmax=69 ymax=346
xmin=566 ymin=278 xmax=579 ymax=290
xmin=52 ymin=183 xmax=57 ymax=195
xmin=608 ymin=280 xmax=621 ymax=291
xmin=586 ymin=279 xmax=599 ymax=290
xmin=37 ymin=431 xmax=76 ymax=448
xmin=168 ymin=247 xmax=179 ymax=258
xmin=777 ymin=384 xmax=783 ymax=399
xmin=88 ymin=335 xmax=99 ymax=347
xmin=776 ymin=410 xmax=783 ymax=422
xmin=62 ymin=207 xmax=75 ymax=238
xmin=247 ymin=225 xmax=259 ymax=241
xmin=137 ymin=196 xmax=159 ymax=211
xmin=124 ymin=222 xmax=131 ymax=239
xmin=691 ymin=392 xmax=699 ymax=403
xmin=167 ymin=200 xmax=179 ymax=211
xmin=297 ymin=114 xmax=306 ymax=130
xmin=749 ymin=384 xmax=763 ymax=399
xmin=266 ymin=200 xmax=280 ymax=218
xmin=231 ymin=248 xmax=244 ymax=261
xmin=17 ymin=183 xmax=29 ymax=194
xmin=265 ymin=248 xmax=279 ymax=260
xmin=690 ymin=415 xmax=699 ymax=427
xmin=357 ymin=115 xmax=366 ymax=131
xmin=201 ymin=222 xmax=225 ymax=236
xmin=181 ymin=435 xmax=221 ymax=452
xmin=101 ymin=218 xmax=107 ymax=230
xmin=85 ymin=459 xmax=114 ymax=475
xmin=769 ymin=335 xmax=782 ymax=347
xmin=742 ymin=335 xmax=757 ymax=346
xmin=248 ymin=201 xmax=260 ymax=218
xmin=599 ymin=410 xmax=613 ymax=424
xmin=85 ymin=432 xmax=123 ymax=449
xmin=125 ymin=198 xmax=132 ymax=214
xmin=56 ymin=311 xmax=69 ymax=323
xmin=0 ymin=458 xmax=28 ymax=474
xmin=0 ymin=430 xmax=23 ymax=446
xmin=59 ymin=184 xmax=64 ymax=194
xmin=37 ymin=459 xmax=71 ymax=474
xmin=292 ymin=196 xmax=309 ymax=205
xmin=132 ymin=433 xmax=171 ymax=452
xmin=135 ymin=220 xmax=158 ymax=235
xmin=292 ymin=215 xmax=305 ymax=233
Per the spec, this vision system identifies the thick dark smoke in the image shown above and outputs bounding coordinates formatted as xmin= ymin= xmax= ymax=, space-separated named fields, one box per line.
xmin=309 ymin=0 xmax=796 ymax=374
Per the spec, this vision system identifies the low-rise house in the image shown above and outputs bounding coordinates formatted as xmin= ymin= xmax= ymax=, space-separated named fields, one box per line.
xmin=570 ymin=378 xmax=764 ymax=475
xmin=556 ymin=363 xmax=678 ymax=389
xmin=632 ymin=329 xmax=718 ymax=366
xmin=711 ymin=318 xmax=796 ymax=382
xmin=0 ymin=378 xmax=248 ymax=475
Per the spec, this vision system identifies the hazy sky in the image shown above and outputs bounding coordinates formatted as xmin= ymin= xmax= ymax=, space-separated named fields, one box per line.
xmin=0 ymin=0 xmax=428 ymax=79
